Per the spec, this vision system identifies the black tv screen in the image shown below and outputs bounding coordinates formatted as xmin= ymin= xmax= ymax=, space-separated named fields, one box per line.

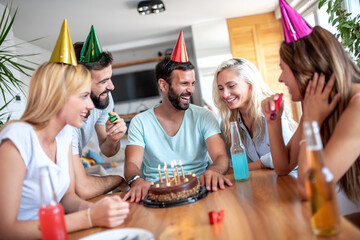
xmin=111 ymin=69 xmax=159 ymax=103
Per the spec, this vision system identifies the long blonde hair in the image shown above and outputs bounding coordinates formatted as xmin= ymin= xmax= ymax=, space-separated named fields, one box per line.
xmin=280 ymin=26 xmax=360 ymax=203
xmin=213 ymin=58 xmax=296 ymax=146
xmin=20 ymin=62 xmax=92 ymax=130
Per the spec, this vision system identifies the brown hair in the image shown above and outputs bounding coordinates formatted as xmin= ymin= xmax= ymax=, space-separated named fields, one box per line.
xmin=280 ymin=26 xmax=360 ymax=203
xmin=155 ymin=56 xmax=195 ymax=86
xmin=73 ymin=42 xmax=113 ymax=71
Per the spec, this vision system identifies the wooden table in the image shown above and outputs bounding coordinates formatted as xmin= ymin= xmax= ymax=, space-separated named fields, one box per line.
xmin=69 ymin=170 xmax=360 ymax=240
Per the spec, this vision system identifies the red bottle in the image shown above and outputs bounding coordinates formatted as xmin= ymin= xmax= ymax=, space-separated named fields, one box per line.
xmin=38 ymin=166 xmax=68 ymax=240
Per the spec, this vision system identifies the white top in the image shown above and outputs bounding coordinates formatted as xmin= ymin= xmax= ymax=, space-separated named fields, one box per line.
xmin=0 ymin=122 xmax=72 ymax=220
xmin=237 ymin=112 xmax=294 ymax=168
xmin=337 ymin=185 xmax=360 ymax=216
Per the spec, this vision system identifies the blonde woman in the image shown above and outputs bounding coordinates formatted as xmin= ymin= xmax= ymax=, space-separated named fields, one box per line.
xmin=0 ymin=63 xmax=129 ymax=238
xmin=213 ymin=58 xmax=296 ymax=170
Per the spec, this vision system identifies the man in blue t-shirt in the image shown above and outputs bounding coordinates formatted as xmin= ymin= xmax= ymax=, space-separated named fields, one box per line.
xmin=124 ymin=57 xmax=232 ymax=203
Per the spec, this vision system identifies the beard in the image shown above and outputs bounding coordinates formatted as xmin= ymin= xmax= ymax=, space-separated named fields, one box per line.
xmin=167 ymin=86 xmax=191 ymax=110
xmin=91 ymin=90 xmax=110 ymax=109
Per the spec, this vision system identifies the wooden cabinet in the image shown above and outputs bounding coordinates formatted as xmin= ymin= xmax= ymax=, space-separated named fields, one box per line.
xmin=227 ymin=12 xmax=300 ymax=121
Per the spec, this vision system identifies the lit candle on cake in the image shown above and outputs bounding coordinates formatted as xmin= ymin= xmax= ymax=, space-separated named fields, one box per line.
xmin=171 ymin=161 xmax=177 ymax=184
xmin=164 ymin=163 xmax=169 ymax=184
xmin=158 ymin=164 xmax=163 ymax=184
xmin=179 ymin=160 xmax=185 ymax=179
xmin=174 ymin=160 xmax=180 ymax=182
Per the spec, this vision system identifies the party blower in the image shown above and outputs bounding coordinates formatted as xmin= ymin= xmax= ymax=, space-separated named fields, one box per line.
xmin=270 ymin=93 xmax=283 ymax=120
xmin=108 ymin=113 xmax=118 ymax=123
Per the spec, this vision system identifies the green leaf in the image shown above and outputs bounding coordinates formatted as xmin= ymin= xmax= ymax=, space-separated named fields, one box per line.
xmin=319 ymin=0 xmax=327 ymax=9
xmin=344 ymin=38 xmax=354 ymax=46
xmin=0 ymin=95 xmax=14 ymax=111
xmin=332 ymin=17 xmax=340 ymax=26
xmin=320 ymin=0 xmax=360 ymax=67
xmin=0 ymin=4 xmax=39 ymax=112
xmin=328 ymin=1 xmax=333 ymax=12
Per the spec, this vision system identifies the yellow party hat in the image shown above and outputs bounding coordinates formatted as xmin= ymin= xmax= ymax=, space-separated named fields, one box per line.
xmin=49 ymin=19 xmax=77 ymax=66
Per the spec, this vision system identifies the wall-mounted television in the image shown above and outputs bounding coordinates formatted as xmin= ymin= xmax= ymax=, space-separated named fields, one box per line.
xmin=111 ymin=69 xmax=160 ymax=103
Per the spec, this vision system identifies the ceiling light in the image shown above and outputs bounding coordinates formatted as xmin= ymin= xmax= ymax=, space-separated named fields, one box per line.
xmin=137 ymin=0 xmax=165 ymax=15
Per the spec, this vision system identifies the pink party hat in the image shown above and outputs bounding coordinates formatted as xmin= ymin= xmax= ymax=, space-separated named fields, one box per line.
xmin=279 ymin=0 xmax=312 ymax=43
xmin=170 ymin=30 xmax=188 ymax=63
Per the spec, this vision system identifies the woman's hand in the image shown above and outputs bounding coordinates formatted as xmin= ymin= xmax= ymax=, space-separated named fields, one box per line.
xmin=90 ymin=195 xmax=130 ymax=228
xmin=261 ymin=94 xmax=284 ymax=122
xmin=303 ymin=73 xmax=340 ymax=125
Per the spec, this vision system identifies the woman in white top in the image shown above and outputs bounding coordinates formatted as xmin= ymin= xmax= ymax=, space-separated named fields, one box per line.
xmin=0 ymin=62 xmax=129 ymax=238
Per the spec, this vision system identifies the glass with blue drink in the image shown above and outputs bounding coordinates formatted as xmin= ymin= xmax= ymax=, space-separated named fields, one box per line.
xmin=230 ymin=121 xmax=249 ymax=181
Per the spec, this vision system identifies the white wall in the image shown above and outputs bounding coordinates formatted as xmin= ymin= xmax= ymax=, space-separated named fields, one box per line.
xmin=0 ymin=3 xmax=18 ymax=121
xmin=11 ymin=38 xmax=50 ymax=118
xmin=110 ymin=41 xmax=173 ymax=115
xmin=109 ymin=26 xmax=203 ymax=115
xmin=2 ymin=1 xmax=232 ymax=120
xmin=191 ymin=19 xmax=232 ymax=113
xmin=0 ymin=3 xmax=50 ymax=122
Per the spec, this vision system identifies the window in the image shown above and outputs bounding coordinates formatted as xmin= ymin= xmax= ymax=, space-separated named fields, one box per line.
xmin=296 ymin=0 xmax=358 ymax=34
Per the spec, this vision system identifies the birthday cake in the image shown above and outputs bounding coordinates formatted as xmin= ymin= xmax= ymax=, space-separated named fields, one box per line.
xmin=148 ymin=173 xmax=200 ymax=202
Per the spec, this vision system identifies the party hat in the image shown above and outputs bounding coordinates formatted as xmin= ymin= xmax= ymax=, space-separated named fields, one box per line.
xmin=49 ymin=19 xmax=77 ymax=66
xmin=170 ymin=30 xmax=188 ymax=63
xmin=80 ymin=25 xmax=103 ymax=63
xmin=279 ymin=0 xmax=312 ymax=43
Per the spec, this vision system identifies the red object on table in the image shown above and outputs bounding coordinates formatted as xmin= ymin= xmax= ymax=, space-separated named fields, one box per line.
xmin=38 ymin=203 xmax=68 ymax=240
xmin=270 ymin=93 xmax=283 ymax=120
xmin=209 ymin=209 xmax=225 ymax=224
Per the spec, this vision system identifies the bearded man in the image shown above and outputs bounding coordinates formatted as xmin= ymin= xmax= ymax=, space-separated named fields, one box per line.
xmin=71 ymin=26 xmax=127 ymax=200
xmin=123 ymin=32 xmax=232 ymax=203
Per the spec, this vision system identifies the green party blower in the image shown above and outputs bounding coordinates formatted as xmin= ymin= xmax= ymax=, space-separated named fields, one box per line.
xmin=108 ymin=113 xmax=118 ymax=123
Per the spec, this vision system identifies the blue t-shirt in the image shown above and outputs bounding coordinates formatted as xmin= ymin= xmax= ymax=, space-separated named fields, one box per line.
xmin=127 ymin=104 xmax=221 ymax=182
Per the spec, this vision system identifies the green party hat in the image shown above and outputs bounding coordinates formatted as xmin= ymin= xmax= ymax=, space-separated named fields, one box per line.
xmin=49 ymin=19 xmax=77 ymax=66
xmin=80 ymin=25 xmax=103 ymax=63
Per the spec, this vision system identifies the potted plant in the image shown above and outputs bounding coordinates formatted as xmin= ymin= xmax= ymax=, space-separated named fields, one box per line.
xmin=319 ymin=0 xmax=360 ymax=66
xmin=0 ymin=3 xmax=37 ymax=126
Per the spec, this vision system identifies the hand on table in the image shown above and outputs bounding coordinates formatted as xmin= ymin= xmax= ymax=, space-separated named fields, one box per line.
xmin=261 ymin=94 xmax=284 ymax=122
xmin=106 ymin=112 xmax=127 ymax=142
xmin=199 ymin=169 xmax=232 ymax=192
xmin=123 ymin=178 xmax=150 ymax=203
xmin=111 ymin=179 xmax=130 ymax=193
xmin=90 ymin=195 xmax=129 ymax=228
xmin=303 ymin=73 xmax=340 ymax=125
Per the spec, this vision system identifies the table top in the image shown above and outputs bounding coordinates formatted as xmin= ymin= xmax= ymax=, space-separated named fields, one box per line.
xmin=69 ymin=169 xmax=360 ymax=240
